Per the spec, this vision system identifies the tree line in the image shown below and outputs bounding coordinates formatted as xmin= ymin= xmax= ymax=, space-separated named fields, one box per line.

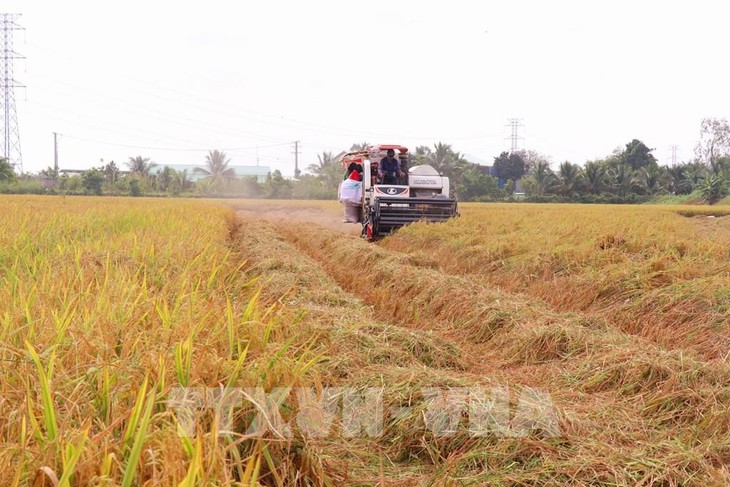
xmin=2 ymin=117 xmax=729 ymax=203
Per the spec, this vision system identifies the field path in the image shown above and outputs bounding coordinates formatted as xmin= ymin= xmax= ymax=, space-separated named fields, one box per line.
xmin=235 ymin=201 xmax=361 ymax=235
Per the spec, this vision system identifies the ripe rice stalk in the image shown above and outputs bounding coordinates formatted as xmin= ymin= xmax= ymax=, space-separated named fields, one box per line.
xmin=178 ymin=434 xmax=203 ymax=487
xmin=25 ymin=341 xmax=58 ymax=443
xmin=50 ymin=297 xmax=77 ymax=348
xmin=9 ymin=416 xmax=26 ymax=487
xmin=100 ymin=451 xmax=115 ymax=480
xmin=58 ymin=424 xmax=89 ymax=487
xmin=121 ymin=375 xmax=149 ymax=451
xmin=120 ymin=386 xmax=156 ymax=487
xmin=174 ymin=331 xmax=195 ymax=387
xmin=240 ymin=441 xmax=263 ymax=486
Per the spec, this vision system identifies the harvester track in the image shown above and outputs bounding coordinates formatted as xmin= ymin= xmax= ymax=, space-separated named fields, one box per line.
xmin=262 ymin=217 xmax=730 ymax=485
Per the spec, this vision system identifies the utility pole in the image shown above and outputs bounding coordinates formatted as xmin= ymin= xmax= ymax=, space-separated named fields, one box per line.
xmin=1 ymin=13 xmax=24 ymax=172
xmin=505 ymin=118 xmax=524 ymax=153
xmin=292 ymin=140 xmax=301 ymax=177
xmin=53 ymin=131 xmax=59 ymax=174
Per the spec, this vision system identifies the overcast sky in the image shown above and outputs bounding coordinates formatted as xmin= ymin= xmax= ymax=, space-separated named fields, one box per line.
xmin=4 ymin=0 xmax=729 ymax=175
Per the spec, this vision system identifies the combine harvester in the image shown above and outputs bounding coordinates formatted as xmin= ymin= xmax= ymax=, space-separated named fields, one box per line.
xmin=338 ymin=144 xmax=459 ymax=240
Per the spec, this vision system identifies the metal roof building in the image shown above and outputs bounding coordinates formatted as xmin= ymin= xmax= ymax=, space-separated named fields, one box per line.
xmin=150 ymin=164 xmax=271 ymax=182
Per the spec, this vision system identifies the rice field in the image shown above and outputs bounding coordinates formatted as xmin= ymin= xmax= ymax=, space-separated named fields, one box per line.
xmin=2 ymin=195 xmax=730 ymax=485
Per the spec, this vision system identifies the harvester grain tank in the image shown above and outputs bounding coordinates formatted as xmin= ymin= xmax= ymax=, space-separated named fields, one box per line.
xmin=338 ymin=144 xmax=458 ymax=240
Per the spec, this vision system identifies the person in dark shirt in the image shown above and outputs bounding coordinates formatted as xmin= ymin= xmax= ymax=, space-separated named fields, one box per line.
xmin=379 ymin=149 xmax=403 ymax=184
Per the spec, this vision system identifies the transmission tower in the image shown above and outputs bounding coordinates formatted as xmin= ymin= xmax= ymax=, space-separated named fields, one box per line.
xmin=505 ymin=118 xmax=524 ymax=152
xmin=670 ymin=145 xmax=679 ymax=166
xmin=1 ymin=13 xmax=24 ymax=172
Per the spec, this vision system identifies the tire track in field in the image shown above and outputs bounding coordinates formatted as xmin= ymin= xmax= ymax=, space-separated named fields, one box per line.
xmin=268 ymin=218 xmax=730 ymax=485
xmin=233 ymin=213 xmax=534 ymax=484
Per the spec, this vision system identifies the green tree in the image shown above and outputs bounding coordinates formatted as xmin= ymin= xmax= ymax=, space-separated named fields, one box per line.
xmin=126 ymin=156 xmax=156 ymax=176
xmin=455 ymin=163 xmax=500 ymax=201
xmin=103 ymin=161 xmax=120 ymax=186
xmin=557 ymin=161 xmax=583 ymax=196
xmin=523 ymin=160 xmax=557 ymax=196
xmin=699 ymin=174 xmax=728 ymax=204
xmin=128 ymin=177 xmax=142 ymax=197
xmin=169 ymin=169 xmax=192 ymax=195
xmin=584 ymin=161 xmax=606 ymax=194
xmin=0 ymin=158 xmax=16 ymax=183
xmin=39 ymin=166 xmax=59 ymax=179
xmin=82 ymin=168 xmax=105 ymax=195
xmin=413 ymin=143 xmax=468 ymax=181
xmin=264 ymin=170 xmax=293 ymax=199
xmin=240 ymin=175 xmax=263 ymax=197
xmin=156 ymin=166 xmax=176 ymax=192
xmin=684 ymin=161 xmax=708 ymax=188
xmin=349 ymin=142 xmax=370 ymax=151
xmin=292 ymin=174 xmax=336 ymax=199
xmin=492 ymin=151 xmax=526 ymax=186
xmin=515 ymin=150 xmax=551 ymax=175
xmin=621 ymin=139 xmax=657 ymax=171
xmin=606 ymin=161 xmax=635 ymax=197
xmin=695 ymin=117 xmax=730 ymax=174
xmin=196 ymin=150 xmax=235 ymax=188
xmin=640 ymin=165 xmax=663 ymax=195
xmin=665 ymin=164 xmax=692 ymax=195
xmin=307 ymin=151 xmax=340 ymax=187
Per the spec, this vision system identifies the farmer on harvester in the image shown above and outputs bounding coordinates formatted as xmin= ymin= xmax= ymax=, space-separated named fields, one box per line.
xmin=379 ymin=149 xmax=404 ymax=184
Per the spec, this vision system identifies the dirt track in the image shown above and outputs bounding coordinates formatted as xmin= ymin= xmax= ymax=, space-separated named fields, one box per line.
xmin=235 ymin=203 xmax=362 ymax=235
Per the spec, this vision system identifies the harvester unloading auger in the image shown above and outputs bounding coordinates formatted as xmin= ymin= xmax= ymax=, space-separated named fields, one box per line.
xmin=338 ymin=144 xmax=459 ymax=240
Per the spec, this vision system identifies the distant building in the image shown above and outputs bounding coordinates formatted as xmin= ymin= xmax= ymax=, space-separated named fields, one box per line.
xmin=149 ymin=164 xmax=270 ymax=182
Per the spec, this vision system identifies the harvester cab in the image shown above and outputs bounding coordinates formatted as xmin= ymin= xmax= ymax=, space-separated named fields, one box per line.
xmin=338 ymin=144 xmax=459 ymax=240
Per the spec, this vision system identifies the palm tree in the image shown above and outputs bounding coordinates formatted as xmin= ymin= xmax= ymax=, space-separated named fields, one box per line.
xmin=415 ymin=143 xmax=467 ymax=180
xmin=641 ymin=165 xmax=662 ymax=195
xmin=606 ymin=163 xmax=635 ymax=197
xmin=530 ymin=160 xmax=557 ymax=196
xmin=666 ymin=164 xmax=691 ymax=195
xmin=126 ymin=156 xmax=156 ymax=176
xmin=584 ymin=161 xmax=606 ymax=194
xmin=195 ymin=150 xmax=235 ymax=189
xmin=558 ymin=161 xmax=582 ymax=196
xmin=307 ymin=151 xmax=340 ymax=187
xmin=349 ymin=142 xmax=370 ymax=151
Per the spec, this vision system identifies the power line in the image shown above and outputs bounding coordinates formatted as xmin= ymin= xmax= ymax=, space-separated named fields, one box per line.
xmin=58 ymin=133 xmax=293 ymax=152
xmin=1 ymin=13 xmax=24 ymax=172
xmin=26 ymin=41 xmax=506 ymax=143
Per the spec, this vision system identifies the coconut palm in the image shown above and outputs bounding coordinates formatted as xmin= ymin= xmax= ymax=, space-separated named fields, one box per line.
xmin=195 ymin=150 xmax=236 ymax=189
xmin=126 ymin=156 xmax=156 ymax=176
xmin=606 ymin=163 xmax=635 ymax=197
xmin=584 ymin=161 xmax=606 ymax=194
xmin=414 ymin=143 xmax=468 ymax=180
xmin=641 ymin=165 xmax=662 ymax=195
xmin=307 ymin=151 xmax=340 ymax=187
xmin=529 ymin=160 xmax=557 ymax=196
xmin=349 ymin=142 xmax=370 ymax=151
xmin=557 ymin=161 xmax=583 ymax=196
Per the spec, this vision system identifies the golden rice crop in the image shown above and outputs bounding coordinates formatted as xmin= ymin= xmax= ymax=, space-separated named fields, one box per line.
xmin=5 ymin=194 xmax=730 ymax=485
xmin=0 ymin=195 xmax=325 ymax=484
